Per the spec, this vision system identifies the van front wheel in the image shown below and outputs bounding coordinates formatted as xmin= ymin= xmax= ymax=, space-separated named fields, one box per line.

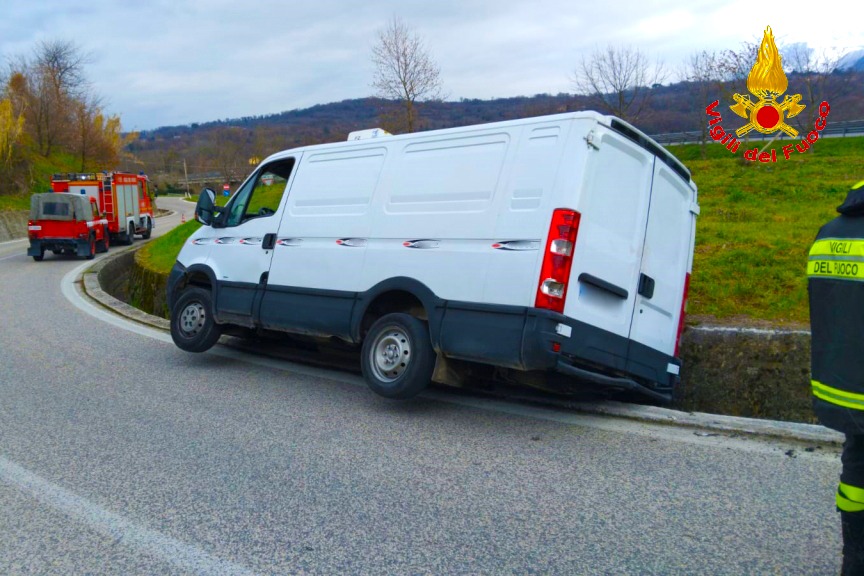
xmin=170 ymin=287 xmax=222 ymax=352
xmin=361 ymin=313 xmax=434 ymax=399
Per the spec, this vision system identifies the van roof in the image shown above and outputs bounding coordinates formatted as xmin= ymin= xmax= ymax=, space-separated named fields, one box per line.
xmin=261 ymin=111 xmax=691 ymax=184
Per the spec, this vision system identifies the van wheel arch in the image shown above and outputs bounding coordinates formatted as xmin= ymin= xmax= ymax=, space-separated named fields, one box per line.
xmin=170 ymin=265 xmax=218 ymax=311
xmin=353 ymin=278 xmax=442 ymax=345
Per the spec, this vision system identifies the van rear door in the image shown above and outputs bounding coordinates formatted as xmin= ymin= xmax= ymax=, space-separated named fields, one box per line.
xmin=628 ymin=161 xmax=696 ymax=356
xmin=565 ymin=129 xmax=654 ymax=339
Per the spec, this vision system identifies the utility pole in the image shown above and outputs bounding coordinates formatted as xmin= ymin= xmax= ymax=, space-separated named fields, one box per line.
xmin=183 ymin=159 xmax=191 ymax=199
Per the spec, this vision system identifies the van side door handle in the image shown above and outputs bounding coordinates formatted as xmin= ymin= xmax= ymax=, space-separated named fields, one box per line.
xmin=638 ymin=273 xmax=655 ymax=299
xmin=262 ymin=233 xmax=277 ymax=250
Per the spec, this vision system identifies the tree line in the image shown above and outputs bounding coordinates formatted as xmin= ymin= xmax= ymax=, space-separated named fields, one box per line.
xmin=0 ymin=40 xmax=132 ymax=196
xmin=2 ymin=26 xmax=862 ymax=197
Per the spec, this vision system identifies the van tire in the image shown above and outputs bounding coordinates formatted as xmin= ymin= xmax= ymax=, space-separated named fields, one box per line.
xmin=361 ymin=313 xmax=434 ymax=399
xmin=170 ymin=287 xmax=222 ymax=353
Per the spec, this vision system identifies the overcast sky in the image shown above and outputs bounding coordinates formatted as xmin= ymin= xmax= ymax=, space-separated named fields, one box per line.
xmin=1 ymin=0 xmax=861 ymax=131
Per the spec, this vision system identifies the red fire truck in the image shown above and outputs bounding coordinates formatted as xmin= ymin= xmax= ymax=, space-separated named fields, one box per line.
xmin=51 ymin=172 xmax=155 ymax=244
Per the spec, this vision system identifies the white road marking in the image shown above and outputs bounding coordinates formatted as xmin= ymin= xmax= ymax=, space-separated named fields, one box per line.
xmin=0 ymin=455 xmax=259 ymax=576
xmin=0 ymin=238 xmax=27 ymax=247
xmin=0 ymin=253 xmax=24 ymax=263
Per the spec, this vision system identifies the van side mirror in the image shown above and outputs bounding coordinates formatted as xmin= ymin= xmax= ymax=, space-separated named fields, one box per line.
xmin=196 ymin=188 xmax=216 ymax=225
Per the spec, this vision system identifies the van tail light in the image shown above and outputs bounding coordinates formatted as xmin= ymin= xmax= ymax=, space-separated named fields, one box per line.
xmin=535 ymin=209 xmax=581 ymax=314
xmin=674 ymin=273 xmax=691 ymax=357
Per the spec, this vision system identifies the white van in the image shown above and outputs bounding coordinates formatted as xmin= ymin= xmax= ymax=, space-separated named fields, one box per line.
xmin=167 ymin=112 xmax=699 ymax=402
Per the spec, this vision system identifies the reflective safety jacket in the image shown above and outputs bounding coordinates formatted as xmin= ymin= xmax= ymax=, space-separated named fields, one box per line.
xmin=808 ymin=181 xmax=864 ymax=434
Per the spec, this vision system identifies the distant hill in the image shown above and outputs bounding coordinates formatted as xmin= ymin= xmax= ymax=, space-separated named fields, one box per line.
xmin=838 ymin=48 xmax=864 ymax=72
xmin=127 ymin=71 xmax=864 ymax=185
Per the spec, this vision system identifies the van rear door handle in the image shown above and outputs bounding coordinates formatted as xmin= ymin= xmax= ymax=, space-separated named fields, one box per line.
xmin=578 ymin=273 xmax=628 ymax=299
xmin=638 ymin=273 xmax=655 ymax=299
xmin=262 ymin=233 xmax=277 ymax=250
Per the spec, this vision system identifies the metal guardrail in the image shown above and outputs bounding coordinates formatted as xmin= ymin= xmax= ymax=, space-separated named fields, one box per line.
xmin=651 ymin=119 xmax=864 ymax=145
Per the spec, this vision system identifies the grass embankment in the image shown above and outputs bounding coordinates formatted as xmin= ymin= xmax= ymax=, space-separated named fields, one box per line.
xmin=0 ymin=195 xmax=29 ymax=211
xmin=671 ymin=136 xmax=864 ymax=324
xmin=140 ymin=138 xmax=864 ymax=325
xmin=137 ymin=220 xmax=202 ymax=272
xmin=1 ymin=151 xmax=83 ymax=211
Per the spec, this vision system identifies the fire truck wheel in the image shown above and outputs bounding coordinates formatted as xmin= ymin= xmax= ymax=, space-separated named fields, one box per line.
xmin=360 ymin=313 xmax=434 ymax=399
xmin=52 ymin=249 xmax=62 ymax=255
xmin=126 ymin=223 xmax=135 ymax=245
xmin=171 ymin=287 xmax=222 ymax=353
xmin=32 ymin=249 xmax=44 ymax=262
xmin=86 ymin=235 xmax=96 ymax=260
xmin=142 ymin=218 xmax=152 ymax=239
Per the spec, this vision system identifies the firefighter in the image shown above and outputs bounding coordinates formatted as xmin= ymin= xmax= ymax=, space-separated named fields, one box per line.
xmin=808 ymin=179 xmax=864 ymax=574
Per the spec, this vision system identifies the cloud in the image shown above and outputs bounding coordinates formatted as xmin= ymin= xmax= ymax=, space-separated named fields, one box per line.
xmin=1 ymin=0 xmax=861 ymax=129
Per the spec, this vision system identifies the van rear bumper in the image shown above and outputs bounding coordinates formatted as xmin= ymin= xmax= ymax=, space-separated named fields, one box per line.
xmin=436 ymin=301 xmax=680 ymax=399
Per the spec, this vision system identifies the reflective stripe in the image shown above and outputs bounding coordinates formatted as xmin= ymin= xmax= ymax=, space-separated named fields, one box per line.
xmin=809 ymin=239 xmax=864 ymax=258
xmin=811 ymin=380 xmax=864 ymax=411
xmin=838 ymin=485 xmax=864 ymax=513
xmin=807 ymin=259 xmax=864 ymax=281
xmin=841 ymin=482 xmax=864 ymax=503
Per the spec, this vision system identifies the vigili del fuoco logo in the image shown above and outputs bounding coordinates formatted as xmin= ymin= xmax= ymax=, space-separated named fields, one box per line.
xmin=705 ymin=26 xmax=831 ymax=163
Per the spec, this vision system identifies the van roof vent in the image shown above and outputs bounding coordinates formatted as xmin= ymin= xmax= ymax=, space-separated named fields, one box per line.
xmin=347 ymin=128 xmax=392 ymax=141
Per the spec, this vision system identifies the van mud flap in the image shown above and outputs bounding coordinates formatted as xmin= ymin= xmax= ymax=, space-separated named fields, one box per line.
xmin=555 ymin=361 xmax=672 ymax=404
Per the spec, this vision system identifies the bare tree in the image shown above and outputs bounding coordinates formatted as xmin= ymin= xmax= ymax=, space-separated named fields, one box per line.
xmin=784 ymin=42 xmax=853 ymax=132
xmin=371 ymin=17 xmax=443 ymax=133
xmin=573 ymin=45 xmax=666 ymax=122
xmin=209 ymin=126 xmax=250 ymax=186
xmin=8 ymin=40 xmax=92 ymax=157
xmin=681 ymin=50 xmax=724 ymax=155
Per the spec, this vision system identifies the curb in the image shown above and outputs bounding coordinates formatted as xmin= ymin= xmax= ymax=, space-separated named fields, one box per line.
xmin=79 ymin=247 xmax=845 ymax=447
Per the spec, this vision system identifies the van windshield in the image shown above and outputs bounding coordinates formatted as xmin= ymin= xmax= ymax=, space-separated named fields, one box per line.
xmin=224 ymin=158 xmax=295 ymax=227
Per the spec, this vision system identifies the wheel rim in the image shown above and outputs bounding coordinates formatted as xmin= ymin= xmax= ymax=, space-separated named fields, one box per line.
xmin=178 ymin=301 xmax=207 ymax=337
xmin=370 ymin=326 xmax=412 ymax=383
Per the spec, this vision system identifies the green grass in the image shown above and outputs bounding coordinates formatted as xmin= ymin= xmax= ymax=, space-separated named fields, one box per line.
xmin=137 ymin=220 xmax=202 ymax=273
xmin=0 ymin=195 xmax=29 ymax=211
xmin=139 ymin=136 xmax=864 ymax=325
xmin=670 ymin=136 xmax=864 ymax=324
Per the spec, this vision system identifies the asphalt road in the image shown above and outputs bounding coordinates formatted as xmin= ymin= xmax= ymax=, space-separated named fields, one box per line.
xmin=0 ymin=197 xmax=845 ymax=575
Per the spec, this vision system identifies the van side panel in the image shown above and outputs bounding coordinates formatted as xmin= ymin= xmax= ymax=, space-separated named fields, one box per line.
xmin=359 ymin=132 xmax=511 ymax=302
xmin=566 ymin=129 xmax=654 ymax=338
xmin=483 ymin=121 xmax=575 ymax=307
xmin=267 ymin=147 xmax=385 ymax=293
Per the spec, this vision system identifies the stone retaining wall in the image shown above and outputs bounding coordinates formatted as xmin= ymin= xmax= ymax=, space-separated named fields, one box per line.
xmin=0 ymin=211 xmax=27 ymax=242
xmin=677 ymin=327 xmax=814 ymax=424
xmin=127 ymin=250 xmax=170 ymax=320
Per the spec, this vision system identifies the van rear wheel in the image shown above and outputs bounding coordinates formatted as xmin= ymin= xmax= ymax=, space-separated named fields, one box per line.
xmin=170 ymin=287 xmax=222 ymax=352
xmin=361 ymin=313 xmax=434 ymax=399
